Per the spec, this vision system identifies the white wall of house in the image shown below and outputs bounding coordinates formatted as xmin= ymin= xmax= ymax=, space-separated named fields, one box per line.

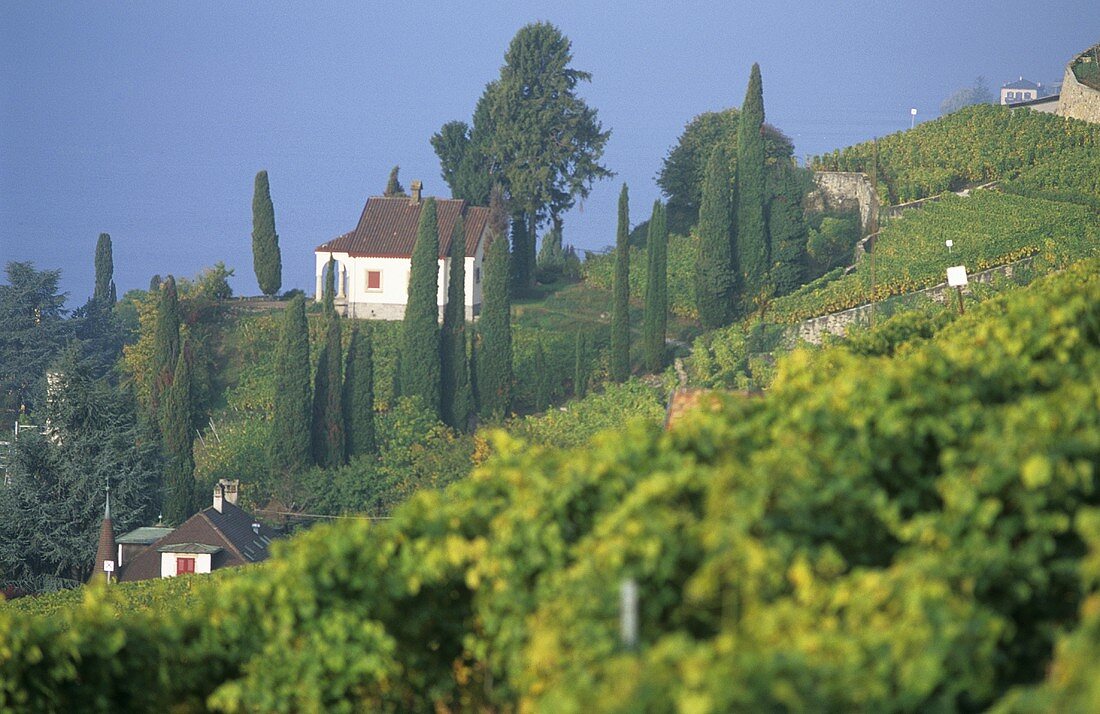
xmin=315 ymin=225 xmax=487 ymax=321
xmin=160 ymin=551 xmax=213 ymax=578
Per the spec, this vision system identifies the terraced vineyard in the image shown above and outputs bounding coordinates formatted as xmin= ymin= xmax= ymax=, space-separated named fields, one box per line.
xmin=769 ymin=190 xmax=1100 ymax=323
xmin=811 ymin=104 xmax=1100 ymax=203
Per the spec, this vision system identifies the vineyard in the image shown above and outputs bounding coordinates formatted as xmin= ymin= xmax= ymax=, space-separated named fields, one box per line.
xmin=583 ymin=232 xmax=699 ymax=319
xmin=4 ymin=257 xmax=1100 ymax=712
xmin=1003 ymin=147 xmax=1100 ymax=210
xmin=811 ymin=104 xmax=1100 ymax=203
xmin=768 ymin=190 xmax=1100 ymax=323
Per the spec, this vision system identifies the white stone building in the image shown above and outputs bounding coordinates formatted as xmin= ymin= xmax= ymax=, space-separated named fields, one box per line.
xmin=314 ymin=183 xmax=490 ymax=321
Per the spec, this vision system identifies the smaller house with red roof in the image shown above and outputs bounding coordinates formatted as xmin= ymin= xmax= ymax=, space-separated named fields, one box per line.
xmin=314 ymin=180 xmax=491 ymax=321
xmin=96 ymin=479 xmax=279 ymax=582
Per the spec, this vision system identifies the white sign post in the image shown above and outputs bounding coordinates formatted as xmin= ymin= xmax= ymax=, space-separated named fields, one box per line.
xmin=947 ymin=265 xmax=968 ymax=314
xmin=945 ymin=239 xmax=953 ymax=253
xmin=103 ymin=559 xmax=115 ymax=584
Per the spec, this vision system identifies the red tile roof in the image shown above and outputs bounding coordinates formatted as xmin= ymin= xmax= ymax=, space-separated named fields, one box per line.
xmin=315 ymin=196 xmax=489 ymax=259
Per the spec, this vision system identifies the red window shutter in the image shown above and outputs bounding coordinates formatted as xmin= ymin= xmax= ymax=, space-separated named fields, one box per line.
xmin=367 ymin=271 xmax=381 ymax=289
xmin=177 ymin=557 xmax=195 ymax=575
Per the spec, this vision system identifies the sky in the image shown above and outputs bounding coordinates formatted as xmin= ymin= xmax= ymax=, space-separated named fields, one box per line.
xmin=2 ymin=1 xmax=1098 ymax=304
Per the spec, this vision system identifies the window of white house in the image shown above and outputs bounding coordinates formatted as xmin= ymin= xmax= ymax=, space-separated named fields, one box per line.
xmin=366 ymin=270 xmax=382 ymax=291
xmin=177 ymin=557 xmax=195 ymax=575
xmin=474 ymin=267 xmax=481 ymax=284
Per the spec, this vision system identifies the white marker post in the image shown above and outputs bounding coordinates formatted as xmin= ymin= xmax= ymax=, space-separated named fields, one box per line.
xmin=947 ymin=265 xmax=968 ymax=315
xmin=103 ymin=559 xmax=115 ymax=584
xmin=945 ymin=239 xmax=953 ymax=254
xmin=620 ymin=578 xmax=639 ymax=650
xmin=910 ymin=107 xmax=917 ymax=129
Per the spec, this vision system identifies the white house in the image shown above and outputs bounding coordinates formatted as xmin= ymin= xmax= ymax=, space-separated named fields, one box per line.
xmin=314 ymin=181 xmax=490 ymax=321
xmin=1001 ymin=77 xmax=1043 ymax=105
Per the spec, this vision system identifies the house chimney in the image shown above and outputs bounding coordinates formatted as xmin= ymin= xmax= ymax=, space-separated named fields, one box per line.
xmin=219 ymin=478 xmax=239 ymax=506
xmin=213 ymin=482 xmax=224 ymax=513
xmin=410 ymin=180 xmax=422 ymax=205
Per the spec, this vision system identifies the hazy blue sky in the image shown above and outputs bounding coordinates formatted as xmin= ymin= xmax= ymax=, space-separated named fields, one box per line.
xmin=2 ymin=2 xmax=1097 ymax=302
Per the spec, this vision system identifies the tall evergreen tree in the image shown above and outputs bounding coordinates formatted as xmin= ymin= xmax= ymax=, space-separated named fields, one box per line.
xmin=441 ymin=215 xmax=473 ymax=430
xmin=322 ymin=257 xmax=336 ymax=316
xmin=162 ymin=344 xmax=195 ymax=524
xmin=695 ymin=146 xmax=736 ymax=329
xmin=401 ymin=198 xmax=442 ymax=417
xmin=610 ymin=184 xmax=631 ymax=381
xmin=251 ymin=170 xmax=282 ymax=297
xmin=384 ymin=165 xmax=406 ymax=197
xmin=149 ymin=274 xmax=162 ymax=292
xmin=343 ymin=324 xmax=376 ymax=458
xmin=533 ymin=339 xmax=549 ymax=411
xmin=573 ymin=332 xmax=587 ymax=399
xmin=269 ymin=296 xmax=312 ymax=483
xmin=736 ymin=63 xmax=769 ymax=308
xmin=643 ymin=200 xmax=668 ymax=372
xmin=510 ymin=215 xmax=533 ymax=295
xmin=311 ymin=314 xmax=345 ymax=468
xmin=768 ymin=161 xmax=809 ymax=297
xmin=93 ymin=233 xmax=116 ymax=306
xmin=477 ymin=186 xmax=513 ymax=420
xmin=151 ymin=276 xmax=181 ymax=412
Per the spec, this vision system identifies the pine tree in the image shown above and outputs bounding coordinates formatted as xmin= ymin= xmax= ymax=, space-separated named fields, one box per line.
xmin=151 ymin=276 xmax=181 ymax=412
xmin=401 ymin=198 xmax=442 ymax=417
xmin=643 ymin=200 xmax=668 ymax=372
xmin=695 ymin=145 xmax=736 ymax=329
xmin=251 ymin=170 xmax=283 ymax=297
xmin=93 ymin=233 xmax=116 ymax=306
xmin=573 ymin=332 xmax=587 ymax=399
xmin=610 ymin=184 xmax=631 ymax=381
xmin=162 ymin=344 xmax=195 ymax=524
xmin=311 ymin=314 xmax=345 ymax=468
xmin=768 ymin=161 xmax=809 ymax=297
xmin=477 ymin=187 xmax=513 ymax=420
xmin=269 ymin=296 xmax=312 ymax=483
xmin=343 ymin=323 xmax=376 ymax=457
xmin=384 ymin=165 xmax=406 ymax=197
xmin=441 ymin=214 xmax=473 ymax=430
xmin=736 ymin=63 xmax=769 ymax=308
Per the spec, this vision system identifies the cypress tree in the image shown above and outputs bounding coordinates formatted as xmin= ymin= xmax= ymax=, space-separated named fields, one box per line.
xmin=573 ymin=332 xmax=587 ymax=399
xmin=768 ymin=161 xmax=809 ymax=297
xmin=643 ymin=200 xmax=668 ymax=372
xmin=269 ymin=296 xmax=312 ymax=482
xmin=477 ymin=187 xmax=513 ymax=420
xmin=322 ymin=256 xmax=339 ymax=316
xmin=401 ymin=198 xmax=442 ymax=416
xmin=149 ymin=274 xmax=162 ymax=292
xmin=151 ymin=276 xmax=181 ymax=412
xmin=533 ymin=338 xmax=549 ymax=411
xmin=610 ymin=184 xmax=631 ymax=382
xmin=162 ymin=344 xmax=195 ymax=524
xmin=252 ymin=170 xmax=282 ymax=297
xmin=93 ymin=233 xmax=116 ymax=306
xmin=311 ymin=313 xmax=345 ymax=467
xmin=510 ymin=214 xmax=531 ymax=296
xmin=441 ymin=214 xmax=473 ymax=430
xmin=695 ymin=145 xmax=736 ymax=329
xmin=736 ymin=63 xmax=769 ymax=308
xmin=343 ymin=323 xmax=376 ymax=457
xmin=384 ymin=165 xmax=405 ymax=197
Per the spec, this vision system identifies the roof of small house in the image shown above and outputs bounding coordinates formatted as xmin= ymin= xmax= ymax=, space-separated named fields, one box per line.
xmin=116 ymin=526 xmax=174 ymax=545
xmin=1003 ymin=77 xmax=1040 ymax=90
xmin=118 ymin=501 xmax=278 ymax=582
xmin=315 ymin=196 xmax=490 ymax=259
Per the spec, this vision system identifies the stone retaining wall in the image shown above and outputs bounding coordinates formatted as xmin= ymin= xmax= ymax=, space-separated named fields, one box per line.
xmin=793 ymin=257 xmax=1033 ymax=345
xmin=1058 ymin=48 xmax=1100 ymax=124
xmin=806 ymin=172 xmax=879 ymax=235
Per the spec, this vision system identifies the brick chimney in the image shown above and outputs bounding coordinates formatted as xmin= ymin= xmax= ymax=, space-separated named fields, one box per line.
xmin=213 ymin=479 xmax=239 ymax=512
xmin=410 ymin=180 xmax=422 ymax=205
